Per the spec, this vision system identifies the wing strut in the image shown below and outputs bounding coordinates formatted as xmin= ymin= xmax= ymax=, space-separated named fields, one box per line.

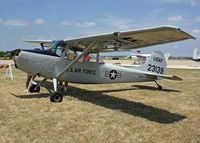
xmin=56 ymin=42 xmax=96 ymax=79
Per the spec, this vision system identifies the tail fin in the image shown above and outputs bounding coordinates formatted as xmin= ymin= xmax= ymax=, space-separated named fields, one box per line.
xmin=164 ymin=53 xmax=170 ymax=61
xmin=136 ymin=50 xmax=182 ymax=81
xmin=136 ymin=50 xmax=167 ymax=76
xmin=193 ymin=48 xmax=198 ymax=60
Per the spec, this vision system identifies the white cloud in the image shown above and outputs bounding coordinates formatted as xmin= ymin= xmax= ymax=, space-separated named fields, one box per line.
xmin=4 ymin=19 xmax=28 ymax=26
xmin=192 ymin=29 xmax=200 ymax=37
xmin=0 ymin=18 xmax=3 ymax=24
xmin=160 ymin=0 xmax=182 ymax=3
xmin=75 ymin=22 xmax=96 ymax=28
xmin=195 ymin=16 xmax=200 ymax=22
xmin=160 ymin=0 xmax=200 ymax=6
xmin=102 ymin=15 xmax=134 ymax=31
xmin=167 ymin=15 xmax=183 ymax=22
xmin=13 ymin=0 xmax=25 ymax=2
xmin=191 ymin=0 xmax=200 ymax=6
xmin=61 ymin=21 xmax=96 ymax=28
xmin=60 ymin=21 xmax=72 ymax=26
xmin=34 ymin=18 xmax=46 ymax=25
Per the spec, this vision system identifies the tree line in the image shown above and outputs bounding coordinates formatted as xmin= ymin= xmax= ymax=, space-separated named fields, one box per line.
xmin=0 ymin=51 xmax=5 ymax=57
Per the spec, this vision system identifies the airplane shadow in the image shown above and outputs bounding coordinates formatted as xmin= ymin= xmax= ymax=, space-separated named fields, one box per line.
xmin=11 ymin=81 xmax=186 ymax=124
xmin=67 ymin=86 xmax=186 ymax=124
xmin=132 ymin=85 xmax=181 ymax=93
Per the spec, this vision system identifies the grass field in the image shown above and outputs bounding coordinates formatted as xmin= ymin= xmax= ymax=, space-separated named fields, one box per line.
xmin=0 ymin=67 xmax=200 ymax=143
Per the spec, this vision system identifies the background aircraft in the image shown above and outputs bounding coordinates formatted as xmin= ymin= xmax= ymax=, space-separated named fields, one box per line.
xmin=193 ymin=48 xmax=200 ymax=61
xmin=131 ymin=52 xmax=170 ymax=65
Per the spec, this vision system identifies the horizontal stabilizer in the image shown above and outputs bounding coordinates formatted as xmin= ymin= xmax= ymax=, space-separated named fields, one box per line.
xmin=135 ymin=70 xmax=182 ymax=81
xmin=158 ymin=74 xmax=182 ymax=81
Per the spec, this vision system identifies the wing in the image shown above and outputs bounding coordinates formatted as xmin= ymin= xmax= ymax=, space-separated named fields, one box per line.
xmin=64 ymin=26 xmax=195 ymax=52
xmin=25 ymin=40 xmax=52 ymax=47
xmin=54 ymin=25 xmax=194 ymax=78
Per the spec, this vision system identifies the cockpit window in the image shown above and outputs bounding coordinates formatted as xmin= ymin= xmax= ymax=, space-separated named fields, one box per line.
xmin=47 ymin=40 xmax=104 ymax=64
xmin=48 ymin=41 xmax=66 ymax=57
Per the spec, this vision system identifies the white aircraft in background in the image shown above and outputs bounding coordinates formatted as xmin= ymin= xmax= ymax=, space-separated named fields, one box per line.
xmin=131 ymin=52 xmax=170 ymax=65
xmin=193 ymin=48 xmax=200 ymax=61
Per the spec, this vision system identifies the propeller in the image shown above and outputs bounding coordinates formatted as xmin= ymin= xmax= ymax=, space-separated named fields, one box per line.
xmin=5 ymin=49 xmax=21 ymax=58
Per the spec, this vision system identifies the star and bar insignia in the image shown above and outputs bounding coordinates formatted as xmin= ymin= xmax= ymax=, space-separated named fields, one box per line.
xmin=105 ymin=70 xmax=121 ymax=80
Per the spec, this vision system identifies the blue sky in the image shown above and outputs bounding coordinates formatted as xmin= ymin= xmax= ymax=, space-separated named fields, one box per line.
xmin=0 ymin=0 xmax=200 ymax=56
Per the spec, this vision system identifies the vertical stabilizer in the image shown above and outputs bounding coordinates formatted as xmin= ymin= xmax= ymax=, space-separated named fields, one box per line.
xmin=193 ymin=48 xmax=198 ymax=60
xmin=136 ymin=50 xmax=167 ymax=76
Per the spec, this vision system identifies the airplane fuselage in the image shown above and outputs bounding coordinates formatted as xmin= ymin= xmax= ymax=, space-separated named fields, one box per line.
xmin=14 ymin=50 xmax=155 ymax=84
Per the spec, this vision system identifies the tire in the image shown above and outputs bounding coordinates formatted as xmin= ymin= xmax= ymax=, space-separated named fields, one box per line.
xmin=157 ymin=85 xmax=162 ymax=90
xmin=50 ymin=92 xmax=63 ymax=102
xmin=29 ymin=84 xmax=40 ymax=93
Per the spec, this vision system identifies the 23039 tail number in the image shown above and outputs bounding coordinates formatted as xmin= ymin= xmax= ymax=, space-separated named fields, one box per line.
xmin=147 ymin=64 xmax=164 ymax=74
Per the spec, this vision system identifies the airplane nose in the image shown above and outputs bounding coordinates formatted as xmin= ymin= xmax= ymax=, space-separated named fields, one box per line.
xmin=12 ymin=49 xmax=21 ymax=57
xmin=13 ymin=49 xmax=21 ymax=68
xmin=13 ymin=57 xmax=18 ymax=68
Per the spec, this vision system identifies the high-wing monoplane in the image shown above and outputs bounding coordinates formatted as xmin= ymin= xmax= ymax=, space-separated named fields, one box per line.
xmin=14 ymin=26 xmax=195 ymax=102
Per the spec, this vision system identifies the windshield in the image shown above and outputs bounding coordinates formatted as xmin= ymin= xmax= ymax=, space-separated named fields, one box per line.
xmin=48 ymin=40 xmax=66 ymax=57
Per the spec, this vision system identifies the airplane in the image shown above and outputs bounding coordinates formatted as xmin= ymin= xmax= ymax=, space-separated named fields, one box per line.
xmin=13 ymin=26 xmax=195 ymax=102
xmin=193 ymin=48 xmax=200 ymax=61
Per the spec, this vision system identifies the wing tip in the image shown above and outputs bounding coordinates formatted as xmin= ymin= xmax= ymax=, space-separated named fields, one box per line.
xmin=158 ymin=25 xmax=196 ymax=40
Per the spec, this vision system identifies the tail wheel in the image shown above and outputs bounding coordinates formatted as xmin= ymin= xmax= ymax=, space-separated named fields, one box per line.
xmin=157 ymin=85 xmax=163 ymax=90
xmin=50 ymin=92 xmax=63 ymax=102
xmin=29 ymin=84 xmax=40 ymax=93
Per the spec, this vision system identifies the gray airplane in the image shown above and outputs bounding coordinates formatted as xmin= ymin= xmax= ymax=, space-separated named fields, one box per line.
xmin=14 ymin=26 xmax=195 ymax=102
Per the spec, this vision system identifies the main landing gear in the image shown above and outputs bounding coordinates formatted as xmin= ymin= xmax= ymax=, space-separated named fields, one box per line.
xmin=28 ymin=78 xmax=64 ymax=102
xmin=28 ymin=78 xmax=47 ymax=93
xmin=50 ymin=92 xmax=63 ymax=102
xmin=29 ymin=83 xmax=40 ymax=93
xmin=49 ymin=78 xmax=63 ymax=102
xmin=154 ymin=80 xmax=162 ymax=90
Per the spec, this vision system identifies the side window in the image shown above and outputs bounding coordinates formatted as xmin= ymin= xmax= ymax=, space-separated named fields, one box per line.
xmin=88 ymin=54 xmax=96 ymax=62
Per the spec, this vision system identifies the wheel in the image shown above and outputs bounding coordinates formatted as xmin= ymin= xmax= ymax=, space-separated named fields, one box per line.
xmin=29 ymin=84 xmax=40 ymax=93
xmin=50 ymin=92 xmax=63 ymax=102
xmin=157 ymin=85 xmax=162 ymax=90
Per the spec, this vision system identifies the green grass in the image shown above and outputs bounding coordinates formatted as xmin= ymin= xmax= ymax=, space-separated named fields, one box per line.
xmin=0 ymin=67 xmax=200 ymax=143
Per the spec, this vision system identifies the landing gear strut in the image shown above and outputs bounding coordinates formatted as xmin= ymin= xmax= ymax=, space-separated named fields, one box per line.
xmin=154 ymin=80 xmax=162 ymax=90
xmin=29 ymin=83 xmax=40 ymax=93
xmin=28 ymin=78 xmax=47 ymax=93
